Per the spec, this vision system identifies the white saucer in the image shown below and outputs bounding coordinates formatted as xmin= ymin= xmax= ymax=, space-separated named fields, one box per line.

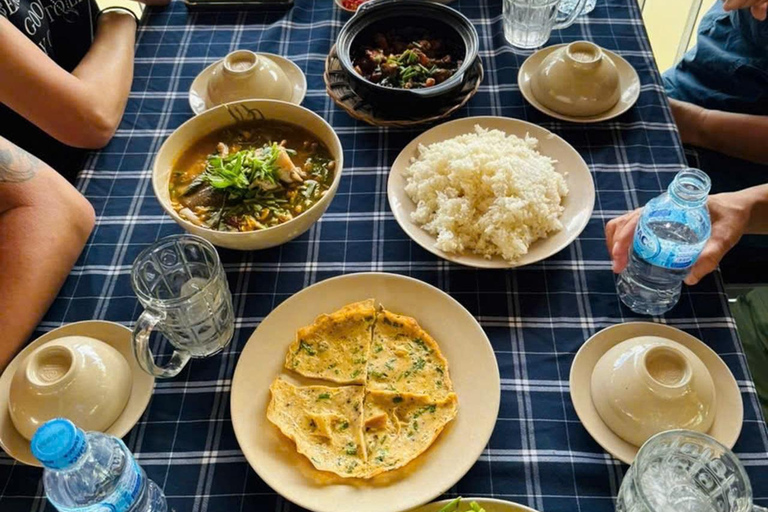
xmin=0 ymin=321 xmax=155 ymax=466
xmin=570 ymin=322 xmax=743 ymax=465
xmin=189 ymin=53 xmax=307 ymax=115
xmin=518 ymin=44 xmax=641 ymax=123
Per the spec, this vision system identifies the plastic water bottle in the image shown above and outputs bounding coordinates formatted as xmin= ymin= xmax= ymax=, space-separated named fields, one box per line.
xmin=616 ymin=168 xmax=712 ymax=316
xmin=31 ymin=418 xmax=167 ymax=512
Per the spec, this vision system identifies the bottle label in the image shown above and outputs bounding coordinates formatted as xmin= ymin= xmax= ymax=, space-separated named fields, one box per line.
xmin=85 ymin=456 xmax=144 ymax=512
xmin=633 ymin=220 xmax=704 ymax=269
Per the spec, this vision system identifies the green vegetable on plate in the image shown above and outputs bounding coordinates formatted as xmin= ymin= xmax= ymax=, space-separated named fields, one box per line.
xmin=437 ymin=497 xmax=486 ymax=512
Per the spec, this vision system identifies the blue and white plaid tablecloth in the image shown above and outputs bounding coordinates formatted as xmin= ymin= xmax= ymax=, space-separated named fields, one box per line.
xmin=2 ymin=0 xmax=767 ymax=510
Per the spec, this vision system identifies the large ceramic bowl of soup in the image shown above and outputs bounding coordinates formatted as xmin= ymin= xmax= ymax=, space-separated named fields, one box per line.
xmin=153 ymin=100 xmax=343 ymax=251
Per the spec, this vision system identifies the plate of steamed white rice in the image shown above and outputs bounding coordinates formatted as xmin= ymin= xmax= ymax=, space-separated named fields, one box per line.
xmin=388 ymin=116 xmax=594 ymax=268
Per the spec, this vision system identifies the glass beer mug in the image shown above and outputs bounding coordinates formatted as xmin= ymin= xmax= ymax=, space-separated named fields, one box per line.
xmin=617 ymin=430 xmax=768 ymax=512
xmin=503 ymin=0 xmax=587 ymax=49
xmin=130 ymin=235 xmax=235 ymax=378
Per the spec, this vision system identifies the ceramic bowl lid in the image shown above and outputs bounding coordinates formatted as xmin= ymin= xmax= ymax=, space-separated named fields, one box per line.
xmin=530 ymin=41 xmax=621 ymax=118
xmin=590 ymin=336 xmax=716 ymax=447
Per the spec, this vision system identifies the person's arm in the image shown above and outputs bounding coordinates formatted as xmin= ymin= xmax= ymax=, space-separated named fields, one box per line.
xmin=670 ymin=99 xmax=768 ymax=165
xmin=0 ymin=12 xmax=136 ymax=149
xmin=0 ymin=136 xmax=95 ymax=370
xmin=605 ymin=184 xmax=768 ymax=286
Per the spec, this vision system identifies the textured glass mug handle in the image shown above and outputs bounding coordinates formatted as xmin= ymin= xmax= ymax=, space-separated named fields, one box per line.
xmin=553 ymin=0 xmax=587 ymax=30
xmin=132 ymin=309 xmax=191 ymax=379
xmin=754 ymin=506 xmax=768 ymax=511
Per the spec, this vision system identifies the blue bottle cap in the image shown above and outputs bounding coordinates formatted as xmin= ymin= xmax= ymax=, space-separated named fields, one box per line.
xmin=31 ymin=418 xmax=87 ymax=470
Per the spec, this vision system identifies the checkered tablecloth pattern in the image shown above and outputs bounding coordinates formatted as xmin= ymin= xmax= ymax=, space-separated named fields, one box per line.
xmin=2 ymin=0 xmax=767 ymax=510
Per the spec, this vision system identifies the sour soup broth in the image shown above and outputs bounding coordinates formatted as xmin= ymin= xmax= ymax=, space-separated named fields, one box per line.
xmin=169 ymin=120 xmax=335 ymax=232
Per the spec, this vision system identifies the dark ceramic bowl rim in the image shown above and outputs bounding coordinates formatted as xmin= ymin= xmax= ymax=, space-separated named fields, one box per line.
xmin=336 ymin=0 xmax=480 ymax=99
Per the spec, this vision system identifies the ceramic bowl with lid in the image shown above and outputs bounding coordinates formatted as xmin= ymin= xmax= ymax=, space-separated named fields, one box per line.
xmin=530 ymin=41 xmax=621 ymax=118
xmin=206 ymin=50 xmax=293 ymax=109
xmin=8 ymin=335 xmax=133 ymax=441
xmin=590 ymin=335 xmax=716 ymax=447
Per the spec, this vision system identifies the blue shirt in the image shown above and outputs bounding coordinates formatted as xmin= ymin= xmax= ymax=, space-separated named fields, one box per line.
xmin=663 ymin=1 xmax=768 ymax=115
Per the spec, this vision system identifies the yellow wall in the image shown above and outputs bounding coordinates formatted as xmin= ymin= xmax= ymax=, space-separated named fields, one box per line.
xmin=642 ymin=0 xmax=713 ymax=72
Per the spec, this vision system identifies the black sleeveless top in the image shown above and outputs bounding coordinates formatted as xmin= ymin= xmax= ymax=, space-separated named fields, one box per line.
xmin=0 ymin=0 xmax=98 ymax=179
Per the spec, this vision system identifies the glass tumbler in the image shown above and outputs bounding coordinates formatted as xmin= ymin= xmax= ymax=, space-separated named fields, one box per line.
xmin=130 ymin=235 xmax=235 ymax=378
xmin=617 ymin=430 xmax=768 ymax=512
xmin=503 ymin=0 xmax=587 ymax=49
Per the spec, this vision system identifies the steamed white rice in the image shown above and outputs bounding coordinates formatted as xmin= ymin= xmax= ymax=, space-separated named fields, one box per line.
xmin=403 ymin=125 xmax=568 ymax=261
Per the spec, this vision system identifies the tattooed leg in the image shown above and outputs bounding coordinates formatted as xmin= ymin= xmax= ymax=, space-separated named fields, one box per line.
xmin=0 ymin=135 xmax=93 ymax=371
xmin=0 ymin=137 xmax=41 ymax=183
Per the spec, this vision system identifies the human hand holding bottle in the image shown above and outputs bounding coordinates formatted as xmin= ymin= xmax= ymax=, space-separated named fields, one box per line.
xmin=606 ymin=185 xmax=768 ymax=285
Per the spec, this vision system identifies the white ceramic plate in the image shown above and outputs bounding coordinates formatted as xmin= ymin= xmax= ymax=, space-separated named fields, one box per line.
xmin=189 ymin=53 xmax=307 ymax=115
xmin=388 ymin=116 xmax=595 ymax=269
xmin=0 ymin=321 xmax=155 ymax=466
xmin=411 ymin=498 xmax=538 ymax=512
xmin=230 ymin=273 xmax=500 ymax=512
xmin=518 ymin=44 xmax=641 ymax=123
xmin=570 ymin=322 xmax=743 ymax=465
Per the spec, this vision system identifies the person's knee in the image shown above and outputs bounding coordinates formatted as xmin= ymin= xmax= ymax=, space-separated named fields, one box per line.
xmin=20 ymin=166 xmax=96 ymax=242
xmin=67 ymin=190 xmax=96 ymax=241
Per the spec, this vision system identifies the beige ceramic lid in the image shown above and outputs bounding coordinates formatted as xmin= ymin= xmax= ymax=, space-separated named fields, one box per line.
xmin=519 ymin=44 xmax=641 ymax=124
xmin=531 ymin=41 xmax=621 ymax=118
xmin=9 ymin=335 xmax=133 ymax=441
xmin=189 ymin=53 xmax=307 ymax=115
xmin=410 ymin=498 xmax=539 ymax=512
xmin=570 ymin=322 xmax=742 ymax=464
xmin=230 ymin=273 xmax=500 ymax=512
xmin=590 ymin=336 xmax=716 ymax=447
xmin=0 ymin=321 xmax=155 ymax=466
xmin=388 ymin=116 xmax=595 ymax=269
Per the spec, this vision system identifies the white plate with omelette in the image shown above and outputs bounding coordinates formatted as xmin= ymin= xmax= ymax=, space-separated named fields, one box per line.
xmin=231 ymin=273 xmax=500 ymax=512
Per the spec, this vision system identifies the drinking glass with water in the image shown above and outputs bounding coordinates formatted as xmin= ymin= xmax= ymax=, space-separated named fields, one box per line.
xmin=617 ymin=430 xmax=768 ymax=512
xmin=503 ymin=0 xmax=587 ymax=49
xmin=131 ymin=234 xmax=235 ymax=378
xmin=617 ymin=169 xmax=712 ymax=316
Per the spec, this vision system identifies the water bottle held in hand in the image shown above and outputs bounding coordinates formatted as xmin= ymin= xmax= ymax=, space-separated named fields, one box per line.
xmin=617 ymin=169 xmax=712 ymax=316
xmin=31 ymin=419 xmax=167 ymax=512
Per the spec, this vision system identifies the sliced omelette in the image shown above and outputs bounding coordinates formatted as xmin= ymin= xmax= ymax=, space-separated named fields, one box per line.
xmin=285 ymin=299 xmax=376 ymax=384
xmin=361 ymin=391 xmax=458 ymax=478
xmin=267 ymin=379 xmax=368 ymax=478
xmin=271 ymin=300 xmax=460 ymax=480
xmin=366 ymin=308 xmax=453 ymax=400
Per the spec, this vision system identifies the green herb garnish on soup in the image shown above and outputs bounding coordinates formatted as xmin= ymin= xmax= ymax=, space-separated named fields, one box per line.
xmin=169 ymin=120 xmax=335 ymax=232
xmin=437 ymin=498 xmax=486 ymax=512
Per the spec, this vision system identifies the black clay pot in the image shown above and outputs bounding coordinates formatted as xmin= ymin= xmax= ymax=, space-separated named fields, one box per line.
xmin=336 ymin=0 xmax=480 ymax=116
